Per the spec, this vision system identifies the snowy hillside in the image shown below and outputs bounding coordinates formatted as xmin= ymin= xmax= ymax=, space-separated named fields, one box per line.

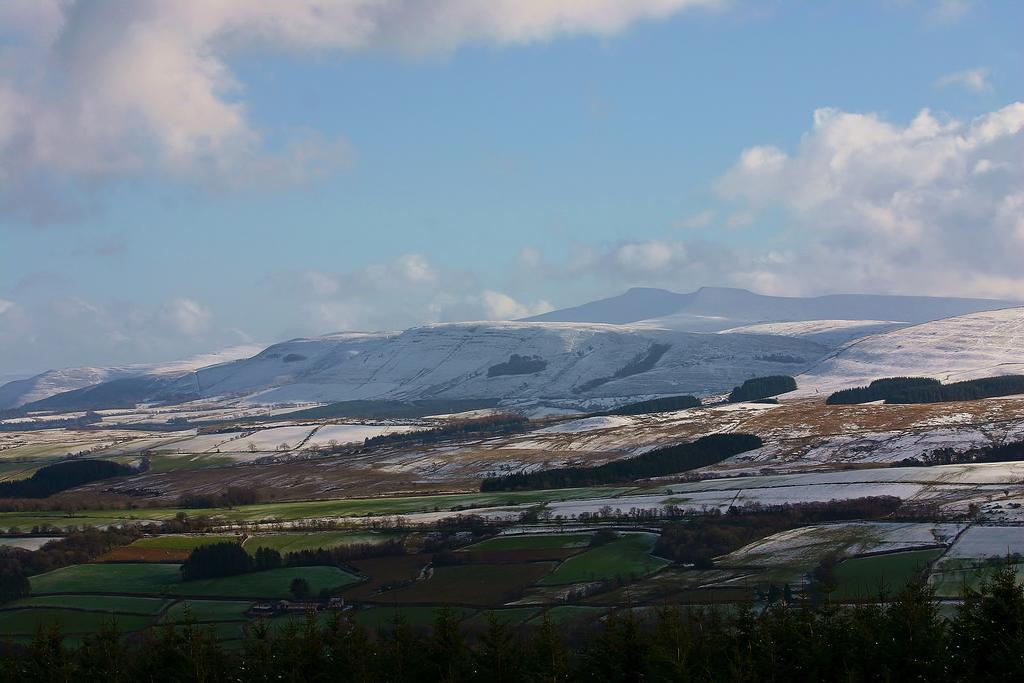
xmin=180 ymin=322 xmax=828 ymax=406
xmin=529 ymin=286 xmax=1015 ymax=332
xmin=717 ymin=320 xmax=906 ymax=348
xmin=0 ymin=345 xmax=263 ymax=409
xmin=796 ymin=308 xmax=1024 ymax=395
xmin=23 ymin=323 xmax=828 ymax=410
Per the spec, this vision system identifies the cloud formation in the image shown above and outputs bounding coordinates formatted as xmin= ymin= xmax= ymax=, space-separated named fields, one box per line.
xmin=935 ymin=67 xmax=992 ymax=93
xmin=275 ymin=253 xmax=551 ymax=333
xmin=0 ymin=0 xmax=720 ymax=222
xmin=0 ymin=294 xmax=246 ymax=373
xmin=719 ymin=103 xmax=1024 ymax=297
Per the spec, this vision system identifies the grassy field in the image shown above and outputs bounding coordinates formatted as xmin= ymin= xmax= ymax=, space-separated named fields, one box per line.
xmin=101 ymin=535 xmax=239 ymax=562
xmin=929 ymin=562 xmax=1024 ymax=598
xmin=30 ymin=563 xmax=182 ymax=595
xmin=0 ymin=487 xmax=634 ymax=531
xmin=10 ymin=595 xmax=171 ymax=614
xmin=161 ymin=600 xmax=253 ymax=623
xmin=832 ymin=549 xmax=943 ymax=600
xmin=462 ymin=533 xmax=592 ymax=552
xmin=538 ymin=533 xmax=669 ymax=585
xmin=372 ymin=562 xmax=556 ymax=606
xmin=171 ymin=566 xmax=359 ymax=599
xmin=243 ymin=531 xmax=399 ymax=555
xmin=133 ymin=535 xmax=239 ymax=549
xmin=0 ymin=609 xmax=154 ymax=635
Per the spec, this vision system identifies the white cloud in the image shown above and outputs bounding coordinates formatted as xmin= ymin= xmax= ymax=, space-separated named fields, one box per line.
xmin=0 ymin=299 xmax=13 ymax=315
xmin=0 ymin=0 xmax=721 ymax=222
xmin=929 ymin=0 xmax=974 ymax=24
xmin=159 ymin=298 xmax=212 ymax=336
xmin=0 ymin=294 xmax=243 ymax=373
xmin=935 ymin=67 xmax=992 ymax=93
xmin=481 ymin=290 xmax=552 ymax=320
xmin=718 ymin=102 xmax=1024 ymax=297
xmin=276 ymin=253 xmax=554 ymax=331
xmin=674 ymin=209 xmax=716 ymax=229
xmin=616 ymin=241 xmax=688 ymax=272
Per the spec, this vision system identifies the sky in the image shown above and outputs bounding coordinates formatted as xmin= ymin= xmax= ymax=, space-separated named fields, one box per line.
xmin=1 ymin=0 xmax=1022 ymax=376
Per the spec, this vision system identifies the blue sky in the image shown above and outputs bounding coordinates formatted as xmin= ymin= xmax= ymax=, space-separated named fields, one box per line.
xmin=1 ymin=0 xmax=1023 ymax=375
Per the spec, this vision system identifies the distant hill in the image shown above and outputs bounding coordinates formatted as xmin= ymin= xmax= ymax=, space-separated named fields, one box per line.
xmin=795 ymin=307 xmax=1024 ymax=396
xmin=20 ymin=322 xmax=828 ymax=411
xmin=526 ymin=286 xmax=1017 ymax=332
xmin=0 ymin=345 xmax=263 ymax=410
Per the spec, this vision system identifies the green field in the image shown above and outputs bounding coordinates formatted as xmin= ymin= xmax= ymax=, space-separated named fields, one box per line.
xmin=30 ymin=563 xmax=182 ymax=595
xmin=161 ymin=600 xmax=253 ymax=623
xmin=374 ymin=562 xmax=555 ymax=605
xmin=0 ymin=486 xmax=634 ymax=531
xmin=832 ymin=549 xmax=943 ymax=599
xmin=243 ymin=531 xmax=398 ymax=555
xmin=171 ymin=566 xmax=359 ymax=599
xmin=462 ymin=533 xmax=592 ymax=552
xmin=929 ymin=562 xmax=1024 ymax=598
xmin=539 ymin=533 xmax=669 ymax=585
xmin=0 ymin=609 xmax=153 ymax=635
xmin=132 ymin=535 xmax=238 ymax=550
xmin=10 ymin=595 xmax=170 ymax=614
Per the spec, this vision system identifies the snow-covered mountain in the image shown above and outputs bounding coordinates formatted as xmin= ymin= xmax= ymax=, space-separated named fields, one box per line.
xmin=795 ymin=307 xmax=1024 ymax=396
xmin=0 ymin=345 xmax=264 ymax=410
xmin=24 ymin=323 xmax=828 ymax=410
xmin=717 ymin=320 xmax=907 ymax=348
xmin=528 ymin=286 xmax=1017 ymax=332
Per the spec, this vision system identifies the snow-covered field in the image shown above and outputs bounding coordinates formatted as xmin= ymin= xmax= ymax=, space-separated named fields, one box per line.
xmin=943 ymin=526 xmax=1024 ymax=559
xmin=721 ymin=522 xmax=961 ymax=569
xmin=719 ymin=319 xmax=906 ymax=348
xmin=796 ymin=307 xmax=1024 ymax=395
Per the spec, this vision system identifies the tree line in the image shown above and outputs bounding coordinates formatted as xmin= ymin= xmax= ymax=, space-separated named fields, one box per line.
xmin=360 ymin=414 xmax=529 ymax=450
xmin=727 ymin=375 xmax=797 ymax=403
xmin=827 ymin=375 xmax=1024 ymax=405
xmin=4 ymin=568 xmax=1024 ymax=681
xmin=480 ymin=434 xmax=763 ymax=491
xmin=595 ymin=395 xmax=701 ymax=417
xmin=892 ymin=439 xmax=1024 ymax=467
xmin=0 ymin=460 xmax=135 ymax=499
xmin=826 ymin=377 xmax=940 ymax=404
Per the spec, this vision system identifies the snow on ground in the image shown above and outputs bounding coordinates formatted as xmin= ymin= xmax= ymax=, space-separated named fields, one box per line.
xmin=795 ymin=307 xmax=1024 ymax=396
xmin=721 ymin=522 xmax=961 ymax=568
xmin=944 ymin=526 xmax=1024 ymax=559
xmin=534 ymin=415 xmax=635 ymax=435
xmin=718 ymin=320 xmax=906 ymax=348
xmin=305 ymin=423 xmax=420 ymax=447
xmin=0 ymin=537 xmax=60 ymax=550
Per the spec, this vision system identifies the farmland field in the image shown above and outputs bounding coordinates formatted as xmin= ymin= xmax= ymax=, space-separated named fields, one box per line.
xmin=102 ymin=535 xmax=239 ymax=562
xmin=161 ymin=600 xmax=253 ymax=623
xmin=171 ymin=566 xmax=359 ymax=599
xmin=462 ymin=533 xmax=592 ymax=551
xmin=30 ymin=563 xmax=182 ymax=595
xmin=372 ymin=562 xmax=556 ymax=605
xmin=538 ymin=533 xmax=669 ymax=585
xmin=9 ymin=595 xmax=171 ymax=614
xmin=0 ymin=609 xmax=154 ymax=635
xmin=832 ymin=549 xmax=943 ymax=599
xmin=243 ymin=531 xmax=398 ymax=555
